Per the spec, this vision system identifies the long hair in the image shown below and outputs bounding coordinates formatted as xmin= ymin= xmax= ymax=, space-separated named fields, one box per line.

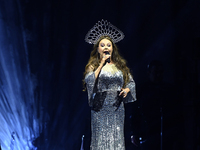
xmin=83 ymin=36 xmax=131 ymax=91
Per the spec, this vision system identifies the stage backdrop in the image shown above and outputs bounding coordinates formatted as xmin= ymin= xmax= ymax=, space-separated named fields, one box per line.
xmin=0 ymin=0 xmax=200 ymax=149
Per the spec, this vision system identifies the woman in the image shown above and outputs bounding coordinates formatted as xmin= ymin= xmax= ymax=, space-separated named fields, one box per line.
xmin=83 ymin=20 xmax=136 ymax=150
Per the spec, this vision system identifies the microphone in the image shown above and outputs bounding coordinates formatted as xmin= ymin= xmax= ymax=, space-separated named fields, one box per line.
xmin=104 ymin=51 xmax=110 ymax=63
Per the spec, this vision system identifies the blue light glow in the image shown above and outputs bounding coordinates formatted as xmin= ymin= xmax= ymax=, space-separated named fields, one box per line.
xmin=0 ymin=18 xmax=40 ymax=150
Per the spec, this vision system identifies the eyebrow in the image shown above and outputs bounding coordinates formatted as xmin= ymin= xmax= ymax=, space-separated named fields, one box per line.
xmin=100 ymin=42 xmax=111 ymax=44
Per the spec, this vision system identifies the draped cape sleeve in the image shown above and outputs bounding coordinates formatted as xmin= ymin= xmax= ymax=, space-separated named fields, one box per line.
xmin=84 ymin=71 xmax=96 ymax=107
xmin=124 ymin=74 xmax=137 ymax=103
xmin=84 ymin=67 xmax=136 ymax=106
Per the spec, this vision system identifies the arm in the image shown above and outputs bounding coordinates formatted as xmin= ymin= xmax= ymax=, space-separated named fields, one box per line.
xmin=85 ymin=53 xmax=110 ymax=106
xmin=94 ymin=53 xmax=110 ymax=78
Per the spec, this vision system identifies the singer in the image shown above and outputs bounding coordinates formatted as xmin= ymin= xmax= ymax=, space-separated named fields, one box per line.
xmin=83 ymin=20 xmax=137 ymax=150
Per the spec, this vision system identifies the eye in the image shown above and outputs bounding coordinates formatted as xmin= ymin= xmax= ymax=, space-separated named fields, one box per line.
xmin=100 ymin=43 xmax=105 ymax=47
xmin=107 ymin=43 xmax=111 ymax=47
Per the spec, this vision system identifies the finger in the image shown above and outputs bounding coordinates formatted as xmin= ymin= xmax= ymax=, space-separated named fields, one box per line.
xmin=106 ymin=55 xmax=110 ymax=59
xmin=119 ymin=91 xmax=123 ymax=96
xmin=102 ymin=54 xmax=106 ymax=60
xmin=123 ymin=90 xmax=127 ymax=98
xmin=119 ymin=88 xmax=125 ymax=96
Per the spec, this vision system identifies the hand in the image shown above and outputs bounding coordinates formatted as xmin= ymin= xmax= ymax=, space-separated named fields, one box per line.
xmin=119 ymin=88 xmax=130 ymax=98
xmin=100 ymin=53 xmax=110 ymax=66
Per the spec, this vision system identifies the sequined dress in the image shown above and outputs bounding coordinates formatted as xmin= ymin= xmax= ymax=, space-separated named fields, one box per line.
xmin=85 ymin=63 xmax=136 ymax=150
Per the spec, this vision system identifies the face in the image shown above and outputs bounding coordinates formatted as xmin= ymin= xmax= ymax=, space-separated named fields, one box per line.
xmin=98 ymin=38 xmax=113 ymax=58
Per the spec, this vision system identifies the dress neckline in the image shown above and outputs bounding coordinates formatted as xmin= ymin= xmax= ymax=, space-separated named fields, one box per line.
xmin=106 ymin=63 xmax=115 ymax=66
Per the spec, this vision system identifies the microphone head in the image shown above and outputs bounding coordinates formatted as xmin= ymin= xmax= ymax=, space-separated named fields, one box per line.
xmin=103 ymin=51 xmax=110 ymax=63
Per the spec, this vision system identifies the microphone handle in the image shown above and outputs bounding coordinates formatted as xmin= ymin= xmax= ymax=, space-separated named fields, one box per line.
xmin=106 ymin=57 xmax=110 ymax=63
xmin=104 ymin=52 xmax=110 ymax=63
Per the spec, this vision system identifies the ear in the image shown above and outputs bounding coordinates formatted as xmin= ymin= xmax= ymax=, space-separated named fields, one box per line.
xmin=97 ymin=48 xmax=99 ymax=53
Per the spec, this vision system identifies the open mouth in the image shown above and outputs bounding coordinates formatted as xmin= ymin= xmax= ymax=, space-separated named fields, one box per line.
xmin=103 ymin=51 xmax=110 ymax=54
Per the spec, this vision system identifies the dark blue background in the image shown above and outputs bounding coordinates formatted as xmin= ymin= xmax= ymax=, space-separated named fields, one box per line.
xmin=0 ymin=0 xmax=200 ymax=149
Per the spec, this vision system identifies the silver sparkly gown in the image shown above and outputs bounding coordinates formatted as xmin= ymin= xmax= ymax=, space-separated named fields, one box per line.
xmin=85 ymin=64 xmax=136 ymax=150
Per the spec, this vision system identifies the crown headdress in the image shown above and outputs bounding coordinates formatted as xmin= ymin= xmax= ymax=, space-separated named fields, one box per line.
xmin=85 ymin=19 xmax=125 ymax=44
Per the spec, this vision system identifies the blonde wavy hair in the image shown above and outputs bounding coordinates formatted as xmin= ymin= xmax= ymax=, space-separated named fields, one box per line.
xmin=83 ymin=36 xmax=131 ymax=91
